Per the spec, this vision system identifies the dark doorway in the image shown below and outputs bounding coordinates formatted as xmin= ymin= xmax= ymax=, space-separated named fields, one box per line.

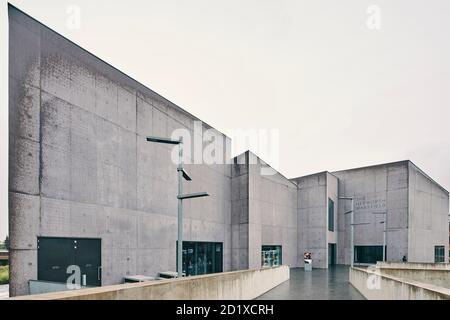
xmin=328 ymin=243 xmax=336 ymax=265
xmin=37 ymin=237 xmax=102 ymax=286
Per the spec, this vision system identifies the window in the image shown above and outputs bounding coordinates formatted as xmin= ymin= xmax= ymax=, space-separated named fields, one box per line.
xmin=354 ymin=245 xmax=385 ymax=264
xmin=177 ymin=241 xmax=223 ymax=276
xmin=328 ymin=198 xmax=334 ymax=232
xmin=434 ymin=246 xmax=445 ymax=263
xmin=261 ymin=246 xmax=282 ymax=267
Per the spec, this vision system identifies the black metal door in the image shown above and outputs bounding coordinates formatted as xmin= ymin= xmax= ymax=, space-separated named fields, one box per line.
xmin=38 ymin=237 xmax=101 ymax=286
xmin=37 ymin=238 xmax=74 ymax=283
xmin=74 ymin=238 xmax=102 ymax=286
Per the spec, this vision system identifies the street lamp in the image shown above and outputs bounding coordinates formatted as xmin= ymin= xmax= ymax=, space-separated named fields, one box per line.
xmin=372 ymin=211 xmax=387 ymax=262
xmin=339 ymin=196 xmax=370 ymax=267
xmin=146 ymin=135 xmax=209 ymax=278
xmin=372 ymin=211 xmax=401 ymax=263
xmin=339 ymin=197 xmax=355 ymax=267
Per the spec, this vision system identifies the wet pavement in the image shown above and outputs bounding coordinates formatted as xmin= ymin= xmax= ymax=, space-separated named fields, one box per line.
xmin=257 ymin=266 xmax=364 ymax=300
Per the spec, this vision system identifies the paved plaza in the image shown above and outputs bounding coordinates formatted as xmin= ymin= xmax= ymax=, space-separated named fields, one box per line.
xmin=257 ymin=266 xmax=364 ymax=300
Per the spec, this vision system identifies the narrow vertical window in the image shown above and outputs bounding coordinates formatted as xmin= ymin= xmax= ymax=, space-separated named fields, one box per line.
xmin=328 ymin=198 xmax=334 ymax=232
xmin=434 ymin=246 xmax=444 ymax=263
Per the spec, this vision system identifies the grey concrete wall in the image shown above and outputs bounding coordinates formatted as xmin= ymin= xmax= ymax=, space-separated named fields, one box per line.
xmin=9 ymin=3 xmax=449 ymax=299
xmin=326 ymin=173 xmax=338 ymax=263
xmin=247 ymin=153 xmax=298 ymax=269
xmin=8 ymin=6 xmax=232 ymax=296
xmin=13 ymin=266 xmax=290 ymax=300
xmin=293 ymin=172 xmax=328 ymax=268
xmin=231 ymin=153 xmax=249 ymax=270
xmin=349 ymin=267 xmax=450 ymax=300
xmin=230 ymin=152 xmax=298 ymax=270
xmin=333 ymin=162 xmax=410 ymax=265
xmin=408 ymin=163 xmax=449 ymax=263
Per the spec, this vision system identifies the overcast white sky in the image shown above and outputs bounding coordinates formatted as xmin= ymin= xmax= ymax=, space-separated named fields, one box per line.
xmin=1 ymin=0 xmax=450 ymax=240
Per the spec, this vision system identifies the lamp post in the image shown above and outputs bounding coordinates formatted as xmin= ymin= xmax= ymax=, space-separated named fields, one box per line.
xmin=339 ymin=197 xmax=370 ymax=267
xmin=146 ymin=135 xmax=209 ymax=278
xmin=372 ymin=211 xmax=402 ymax=263
xmin=372 ymin=211 xmax=387 ymax=262
xmin=339 ymin=197 xmax=355 ymax=267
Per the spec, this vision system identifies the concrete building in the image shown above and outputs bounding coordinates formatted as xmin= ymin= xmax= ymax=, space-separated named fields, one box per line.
xmin=8 ymin=5 xmax=450 ymax=297
xmin=332 ymin=161 xmax=449 ymax=266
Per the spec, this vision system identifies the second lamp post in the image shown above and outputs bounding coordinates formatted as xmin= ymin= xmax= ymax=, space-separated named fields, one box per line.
xmin=146 ymin=135 xmax=209 ymax=278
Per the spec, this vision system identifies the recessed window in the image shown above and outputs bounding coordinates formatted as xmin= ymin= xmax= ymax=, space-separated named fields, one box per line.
xmin=261 ymin=246 xmax=282 ymax=267
xmin=434 ymin=246 xmax=445 ymax=263
xmin=328 ymin=198 xmax=334 ymax=232
xmin=354 ymin=245 xmax=385 ymax=264
xmin=177 ymin=241 xmax=223 ymax=276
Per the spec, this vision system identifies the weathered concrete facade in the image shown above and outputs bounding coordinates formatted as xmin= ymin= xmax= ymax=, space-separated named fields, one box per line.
xmin=8 ymin=5 xmax=233 ymax=296
xmin=333 ymin=162 xmax=410 ymax=265
xmin=247 ymin=153 xmax=298 ymax=269
xmin=230 ymin=152 xmax=298 ymax=270
xmin=332 ymin=161 xmax=449 ymax=265
xmin=408 ymin=163 xmax=449 ymax=263
xmin=292 ymin=172 xmax=338 ymax=268
xmin=8 ymin=5 xmax=449 ymax=297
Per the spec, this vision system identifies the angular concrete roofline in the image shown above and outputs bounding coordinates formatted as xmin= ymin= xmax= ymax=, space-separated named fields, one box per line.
xmin=290 ymin=170 xmax=331 ymax=181
xmin=332 ymin=159 xmax=449 ymax=194
xmin=289 ymin=160 xmax=448 ymax=194
xmin=408 ymin=160 xmax=449 ymax=195
xmin=7 ymin=3 xmax=231 ymax=141
xmin=9 ymin=4 xmax=448 ymax=196
xmin=331 ymin=159 xmax=410 ymax=174
xmin=232 ymin=150 xmax=298 ymax=188
xmin=231 ymin=151 xmax=449 ymax=195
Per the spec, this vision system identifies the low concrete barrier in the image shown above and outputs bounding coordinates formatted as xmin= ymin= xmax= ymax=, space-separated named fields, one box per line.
xmin=375 ymin=262 xmax=450 ymax=289
xmin=29 ymin=280 xmax=93 ymax=295
xmin=12 ymin=266 xmax=290 ymax=300
xmin=376 ymin=262 xmax=450 ymax=271
xmin=349 ymin=267 xmax=450 ymax=300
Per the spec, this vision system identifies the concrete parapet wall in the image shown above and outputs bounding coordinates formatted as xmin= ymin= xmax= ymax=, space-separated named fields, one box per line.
xmin=375 ymin=262 xmax=450 ymax=289
xmin=12 ymin=266 xmax=289 ymax=300
xmin=376 ymin=262 xmax=450 ymax=270
xmin=349 ymin=267 xmax=450 ymax=300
